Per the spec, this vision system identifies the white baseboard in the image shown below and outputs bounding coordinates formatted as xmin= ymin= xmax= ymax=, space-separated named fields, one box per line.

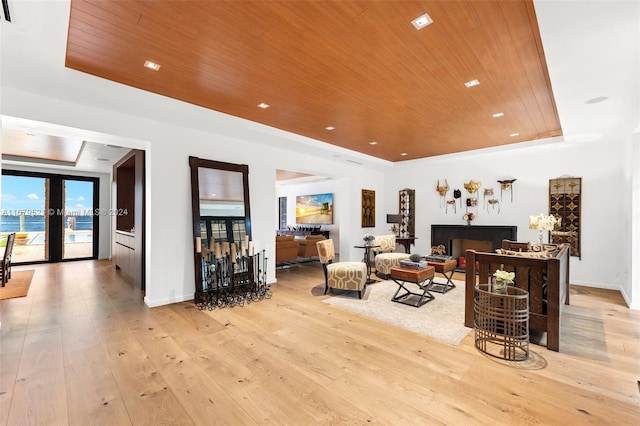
xmin=144 ymin=293 xmax=193 ymax=308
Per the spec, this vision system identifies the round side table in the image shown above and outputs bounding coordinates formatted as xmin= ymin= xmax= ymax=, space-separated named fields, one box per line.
xmin=474 ymin=283 xmax=529 ymax=361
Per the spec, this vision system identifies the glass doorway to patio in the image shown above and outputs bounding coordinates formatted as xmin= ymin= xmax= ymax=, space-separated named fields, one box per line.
xmin=1 ymin=170 xmax=98 ymax=264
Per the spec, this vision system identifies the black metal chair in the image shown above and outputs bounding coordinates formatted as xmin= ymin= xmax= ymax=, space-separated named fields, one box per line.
xmin=1 ymin=233 xmax=16 ymax=287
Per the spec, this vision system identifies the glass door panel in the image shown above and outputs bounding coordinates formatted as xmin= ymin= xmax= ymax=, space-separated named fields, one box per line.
xmin=62 ymin=179 xmax=94 ymax=259
xmin=210 ymin=219 xmax=228 ymax=244
xmin=0 ymin=175 xmax=48 ymax=262
xmin=199 ymin=220 xmax=209 ymax=249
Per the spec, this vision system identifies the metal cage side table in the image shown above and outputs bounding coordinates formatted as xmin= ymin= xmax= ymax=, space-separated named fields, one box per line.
xmin=474 ymin=283 xmax=529 ymax=361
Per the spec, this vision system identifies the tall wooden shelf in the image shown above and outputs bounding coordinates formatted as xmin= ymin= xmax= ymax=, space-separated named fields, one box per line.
xmin=113 ymin=149 xmax=145 ymax=290
xmin=399 ymin=188 xmax=415 ymax=237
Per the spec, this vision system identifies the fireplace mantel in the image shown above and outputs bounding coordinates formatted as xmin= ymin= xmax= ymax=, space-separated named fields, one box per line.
xmin=431 ymin=225 xmax=517 ymax=256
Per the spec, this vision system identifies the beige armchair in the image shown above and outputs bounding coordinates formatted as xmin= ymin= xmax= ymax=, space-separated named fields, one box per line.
xmin=298 ymin=234 xmax=325 ymax=258
xmin=316 ymin=239 xmax=367 ymax=299
xmin=372 ymin=234 xmax=411 ymax=279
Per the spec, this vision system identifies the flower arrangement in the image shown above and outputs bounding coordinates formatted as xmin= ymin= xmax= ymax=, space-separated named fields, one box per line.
xmin=494 ymin=269 xmax=515 ymax=284
xmin=493 ymin=268 xmax=515 ymax=293
xmin=362 ymin=233 xmax=375 ymax=244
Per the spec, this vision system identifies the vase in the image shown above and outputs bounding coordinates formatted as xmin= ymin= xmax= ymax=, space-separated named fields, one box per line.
xmin=492 ymin=278 xmax=510 ymax=294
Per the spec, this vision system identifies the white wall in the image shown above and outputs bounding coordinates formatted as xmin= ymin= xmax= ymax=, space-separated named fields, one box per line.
xmin=385 ymin=136 xmax=628 ymax=295
xmin=629 ymin=131 xmax=640 ymax=309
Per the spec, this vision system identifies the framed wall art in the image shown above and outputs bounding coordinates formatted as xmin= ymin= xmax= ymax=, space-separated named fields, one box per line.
xmin=296 ymin=193 xmax=333 ymax=225
xmin=549 ymin=177 xmax=581 ymax=258
xmin=361 ymin=189 xmax=375 ymax=228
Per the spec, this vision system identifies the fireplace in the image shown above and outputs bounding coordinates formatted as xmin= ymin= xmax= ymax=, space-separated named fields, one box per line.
xmin=450 ymin=239 xmax=492 ymax=261
xmin=431 ymin=225 xmax=517 ymax=269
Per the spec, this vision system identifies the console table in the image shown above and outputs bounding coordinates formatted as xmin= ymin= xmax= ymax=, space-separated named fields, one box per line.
xmin=396 ymin=236 xmax=417 ymax=254
xmin=277 ymin=229 xmax=330 ymax=239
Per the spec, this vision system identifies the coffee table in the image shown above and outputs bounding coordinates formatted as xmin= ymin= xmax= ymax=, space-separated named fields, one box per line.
xmin=389 ymin=265 xmax=435 ymax=307
xmin=424 ymin=258 xmax=457 ymax=293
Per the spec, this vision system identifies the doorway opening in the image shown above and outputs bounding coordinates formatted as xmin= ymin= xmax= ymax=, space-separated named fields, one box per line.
xmin=1 ymin=170 xmax=98 ymax=264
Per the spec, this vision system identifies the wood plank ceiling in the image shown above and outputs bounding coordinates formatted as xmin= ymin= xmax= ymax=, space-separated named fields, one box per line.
xmin=65 ymin=0 xmax=562 ymax=162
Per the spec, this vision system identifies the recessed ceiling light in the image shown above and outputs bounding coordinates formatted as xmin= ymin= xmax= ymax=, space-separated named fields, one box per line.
xmin=400 ymin=153 xmax=408 ymax=156
xmin=585 ymin=96 xmax=608 ymax=104
xmin=257 ymin=103 xmax=270 ymax=109
xmin=464 ymin=79 xmax=480 ymax=88
xmin=411 ymin=13 xmax=433 ymax=30
xmin=492 ymin=112 xmax=505 ymax=118
xmin=369 ymin=141 xmax=378 ymax=145
xmin=325 ymin=126 xmax=335 ymax=131
xmin=509 ymin=133 xmax=520 ymax=137
xmin=143 ymin=60 xmax=161 ymax=71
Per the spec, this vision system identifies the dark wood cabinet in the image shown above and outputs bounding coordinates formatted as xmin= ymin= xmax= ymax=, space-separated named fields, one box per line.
xmin=113 ymin=150 xmax=145 ymax=290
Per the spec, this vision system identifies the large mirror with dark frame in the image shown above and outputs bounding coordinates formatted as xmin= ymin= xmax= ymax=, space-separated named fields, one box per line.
xmin=189 ymin=156 xmax=252 ymax=303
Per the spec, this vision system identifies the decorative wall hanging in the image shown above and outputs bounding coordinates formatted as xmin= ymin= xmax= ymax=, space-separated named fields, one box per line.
xmin=462 ymin=212 xmax=475 ymax=226
xmin=487 ymin=198 xmax=500 ymax=213
xmin=464 ymin=180 xmax=481 ymax=195
xmin=549 ymin=177 xmax=581 ymax=258
xmin=361 ymin=189 xmax=375 ymax=228
xmin=446 ymin=199 xmax=457 ymax=214
xmin=453 ymin=189 xmax=462 ymax=207
xmin=436 ymin=179 xmax=450 ymax=207
xmin=399 ymin=188 xmax=415 ymax=237
xmin=498 ymin=178 xmax=517 ymax=202
xmin=483 ymin=188 xmax=494 ymax=210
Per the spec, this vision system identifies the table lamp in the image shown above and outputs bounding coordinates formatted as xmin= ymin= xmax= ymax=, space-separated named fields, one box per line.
xmin=529 ymin=214 xmax=561 ymax=243
xmin=387 ymin=214 xmax=403 ymax=237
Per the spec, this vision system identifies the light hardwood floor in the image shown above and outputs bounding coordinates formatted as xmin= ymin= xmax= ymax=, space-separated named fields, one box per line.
xmin=1 ymin=259 xmax=639 ymax=425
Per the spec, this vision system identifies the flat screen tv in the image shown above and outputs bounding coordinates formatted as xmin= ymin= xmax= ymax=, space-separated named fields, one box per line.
xmin=296 ymin=193 xmax=333 ymax=225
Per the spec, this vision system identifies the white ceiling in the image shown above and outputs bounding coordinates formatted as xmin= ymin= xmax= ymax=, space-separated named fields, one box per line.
xmin=0 ymin=1 xmax=638 ymax=173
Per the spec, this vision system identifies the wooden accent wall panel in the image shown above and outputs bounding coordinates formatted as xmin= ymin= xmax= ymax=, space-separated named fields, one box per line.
xmin=549 ymin=177 xmax=581 ymax=258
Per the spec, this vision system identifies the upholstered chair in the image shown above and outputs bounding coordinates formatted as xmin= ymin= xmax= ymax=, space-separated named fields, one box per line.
xmin=275 ymin=235 xmax=300 ymax=264
xmin=372 ymin=234 xmax=411 ymax=279
xmin=298 ymin=234 xmax=325 ymax=258
xmin=316 ymin=239 xmax=367 ymax=299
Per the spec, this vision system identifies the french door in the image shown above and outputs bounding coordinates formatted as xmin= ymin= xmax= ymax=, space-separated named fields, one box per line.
xmin=199 ymin=216 xmax=248 ymax=251
xmin=1 ymin=170 xmax=99 ymax=264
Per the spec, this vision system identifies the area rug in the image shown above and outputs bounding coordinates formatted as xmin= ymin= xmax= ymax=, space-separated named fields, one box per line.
xmin=0 ymin=270 xmax=35 ymax=300
xmin=322 ymin=279 xmax=472 ymax=345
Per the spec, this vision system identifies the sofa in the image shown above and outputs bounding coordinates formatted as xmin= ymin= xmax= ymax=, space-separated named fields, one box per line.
xmin=464 ymin=240 xmax=570 ymax=352
xmin=275 ymin=235 xmax=299 ymax=264
xmin=298 ymin=234 xmax=325 ymax=258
